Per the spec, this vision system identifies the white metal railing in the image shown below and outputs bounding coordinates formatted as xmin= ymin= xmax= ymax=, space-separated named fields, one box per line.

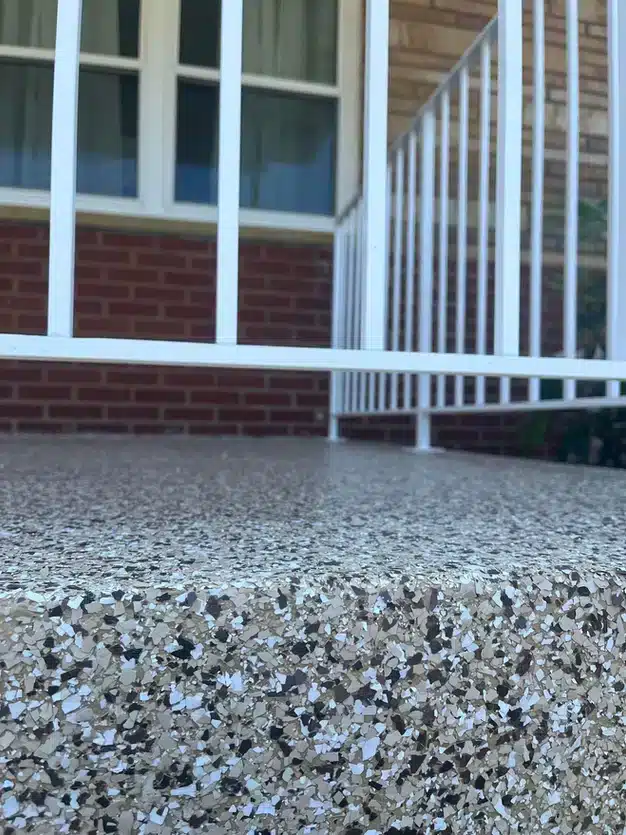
xmin=330 ymin=0 xmax=626 ymax=449
xmin=4 ymin=0 xmax=626 ymax=453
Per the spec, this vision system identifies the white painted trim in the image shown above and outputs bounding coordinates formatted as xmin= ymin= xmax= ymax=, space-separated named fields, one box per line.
xmin=216 ymin=0 xmax=243 ymax=345
xmin=3 ymin=334 xmax=626 ymax=383
xmin=47 ymin=0 xmax=82 ymax=338
xmin=139 ymin=0 xmax=169 ymax=214
xmin=337 ymin=0 xmax=361 ymax=211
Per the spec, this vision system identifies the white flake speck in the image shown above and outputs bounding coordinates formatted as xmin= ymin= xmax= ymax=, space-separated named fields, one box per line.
xmin=169 ymin=688 xmax=184 ymax=706
xmin=256 ymin=802 xmax=276 ymax=816
xmin=9 ymin=703 xmax=26 ymax=720
xmin=61 ymin=694 xmax=81 ymax=715
xmin=171 ymin=784 xmax=196 ymax=798
xmin=360 ymin=737 xmax=379 ymax=761
xmin=2 ymin=796 xmax=19 ymax=819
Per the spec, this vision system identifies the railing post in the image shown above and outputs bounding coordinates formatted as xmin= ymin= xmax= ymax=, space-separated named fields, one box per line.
xmin=216 ymin=0 xmax=243 ymax=345
xmin=362 ymin=0 xmax=390 ymax=351
xmin=607 ymin=0 xmax=626 ymax=397
xmin=328 ymin=225 xmax=346 ymax=442
xmin=416 ymin=109 xmax=436 ymax=451
xmin=494 ymin=0 xmax=523 ymax=358
xmin=47 ymin=0 xmax=83 ymax=338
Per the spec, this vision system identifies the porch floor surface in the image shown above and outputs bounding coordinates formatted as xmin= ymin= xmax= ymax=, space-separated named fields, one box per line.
xmin=2 ymin=435 xmax=625 ymax=596
xmin=3 ymin=437 xmax=626 ymax=833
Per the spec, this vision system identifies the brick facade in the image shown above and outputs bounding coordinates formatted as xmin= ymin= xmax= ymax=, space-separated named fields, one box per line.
xmin=0 ymin=221 xmax=331 ymax=437
xmin=0 ymin=219 xmax=566 ymax=457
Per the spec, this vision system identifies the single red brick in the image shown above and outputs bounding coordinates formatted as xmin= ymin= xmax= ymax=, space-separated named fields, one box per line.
xmin=163 ymin=407 xmax=216 ymax=421
xmin=159 ymin=236 xmax=210 ymax=253
xmin=16 ymin=243 xmax=49 ymax=259
xmin=134 ymin=320 xmax=185 ymax=337
xmin=49 ymin=404 xmax=103 ymax=419
xmin=269 ymin=375 xmax=315 ymax=390
xmin=134 ymin=285 xmax=183 ymax=302
xmin=0 ymin=260 xmax=43 ymax=276
xmin=77 ymin=282 xmax=131 ymax=299
xmin=162 ymin=371 xmax=216 ymax=387
xmin=0 ymin=403 xmax=43 ymax=418
xmin=77 ymin=387 xmax=132 ymax=403
xmin=218 ymin=408 xmax=265 ymax=422
xmin=47 ymin=367 xmax=103 ymax=383
xmin=108 ymin=405 xmax=160 ymax=420
xmin=190 ymin=390 xmax=239 ymax=405
xmin=78 ymin=249 xmax=132 ymax=264
xmin=101 ymin=232 xmax=155 ymax=249
xmin=245 ymin=392 xmax=291 ymax=406
xmin=216 ymin=373 xmax=266 ymax=389
xmin=109 ymin=301 xmax=160 ymax=317
xmin=137 ymin=252 xmax=186 ymax=269
xmin=135 ymin=388 xmax=186 ymax=404
xmin=106 ymin=267 xmax=158 ymax=284
xmin=107 ymin=369 xmax=160 ymax=386
xmin=163 ymin=270 xmax=211 ymax=287
xmin=0 ymin=365 xmax=43 ymax=382
xmin=0 ymin=225 xmax=40 ymax=240
xmin=20 ymin=385 xmax=72 ymax=400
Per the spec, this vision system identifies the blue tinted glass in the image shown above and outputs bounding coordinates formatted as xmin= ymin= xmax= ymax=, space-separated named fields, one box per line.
xmin=0 ymin=62 xmax=138 ymax=197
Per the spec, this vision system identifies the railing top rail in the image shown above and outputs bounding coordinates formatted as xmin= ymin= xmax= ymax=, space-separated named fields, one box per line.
xmin=336 ymin=14 xmax=499 ymax=225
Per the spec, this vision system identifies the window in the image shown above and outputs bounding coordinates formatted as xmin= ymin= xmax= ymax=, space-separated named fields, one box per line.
xmin=0 ymin=0 xmax=140 ymax=197
xmin=0 ymin=0 xmax=357 ymax=227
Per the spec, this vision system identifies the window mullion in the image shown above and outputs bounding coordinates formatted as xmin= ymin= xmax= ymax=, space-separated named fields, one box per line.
xmin=139 ymin=0 xmax=177 ymax=213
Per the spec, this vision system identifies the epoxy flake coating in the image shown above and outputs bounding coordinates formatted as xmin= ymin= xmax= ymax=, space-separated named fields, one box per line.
xmin=2 ymin=437 xmax=626 ymax=833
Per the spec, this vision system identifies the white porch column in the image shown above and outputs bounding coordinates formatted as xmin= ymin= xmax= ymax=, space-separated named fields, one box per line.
xmin=607 ymin=0 xmax=626 ymax=396
xmin=362 ymin=0 xmax=390 ymax=351
xmin=494 ymin=0 xmax=523 ymax=357
xmin=216 ymin=0 xmax=243 ymax=345
xmin=47 ymin=0 xmax=83 ymax=337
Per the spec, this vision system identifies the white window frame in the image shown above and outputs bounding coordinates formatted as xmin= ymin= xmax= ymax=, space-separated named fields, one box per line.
xmin=0 ymin=0 xmax=361 ymax=234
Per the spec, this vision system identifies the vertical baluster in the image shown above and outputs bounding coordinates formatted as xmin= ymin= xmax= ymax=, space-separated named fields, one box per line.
xmin=437 ymin=91 xmax=451 ymax=407
xmin=476 ymin=39 xmax=492 ymax=407
xmin=529 ymin=0 xmax=546 ymax=403
xmin=390 ymin=147 xmax=405 ymax=410
xmin=216 ymin=0 xmax=244 ymax=345
xmin=378 ymin=166 xmax=393 ymax=411
xmin=564 ymin=0 xmax=579 ymax=401
xmin=329 ymin=222 xmax=346 ymax=440
xmin=404 ymin=131 xmax=418 ymax=409
xmin=417 ymin=108 xmax=436 ymax=450
xmin=345 ymin=207 xmax=357 ymax=411
xmin=48 ymin=0 xmax=83 ymax=338
xmin=455 ymin=67 xmax=470 ymax=406
xmin=495 ymin=0 xmax=524 ymax=404
xmin=607 ymin=1 xmax=626 ymax=397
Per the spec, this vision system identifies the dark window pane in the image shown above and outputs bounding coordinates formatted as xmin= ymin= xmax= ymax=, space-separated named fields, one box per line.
xmin=77 ymin=70 xmax=139 ymax=197
xmin=0 ymin=62 xmax=138 ymax=197
xmin=243 ymin=0 xmax=337 ymax=84
xmin=179 ymin=0 xmax=220 ymax=68
xmin=175 ymin=80 xmax=219 ymax=204
xmin=0 ymin=0 xmax=57 ymax=48
xmin=241 ymin=89 xmax=335 ymax=215
xmin=0 ymin=1 xmax=140 ymax=56
xmin=81 ymin=0 xmax=140 ymax=58
xmin=0 ymin=62 xmax=53 ymax=189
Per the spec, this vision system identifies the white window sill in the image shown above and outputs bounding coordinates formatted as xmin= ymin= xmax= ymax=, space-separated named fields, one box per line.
xmin=0 ymin=188 xmax=334 ymax=241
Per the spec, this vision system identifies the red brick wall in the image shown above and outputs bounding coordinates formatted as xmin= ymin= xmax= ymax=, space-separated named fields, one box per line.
xmin=0 ymin=221 xmax=330 ymax=436
xmin=0 ymin=219 xmax=560 ymax=456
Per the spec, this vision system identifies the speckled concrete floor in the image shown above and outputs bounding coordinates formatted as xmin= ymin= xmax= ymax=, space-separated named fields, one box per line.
xmin=4 ymin=438 xmax=626 ymax=834
xmin=1 ymin=436 xmax=625 ymax=596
